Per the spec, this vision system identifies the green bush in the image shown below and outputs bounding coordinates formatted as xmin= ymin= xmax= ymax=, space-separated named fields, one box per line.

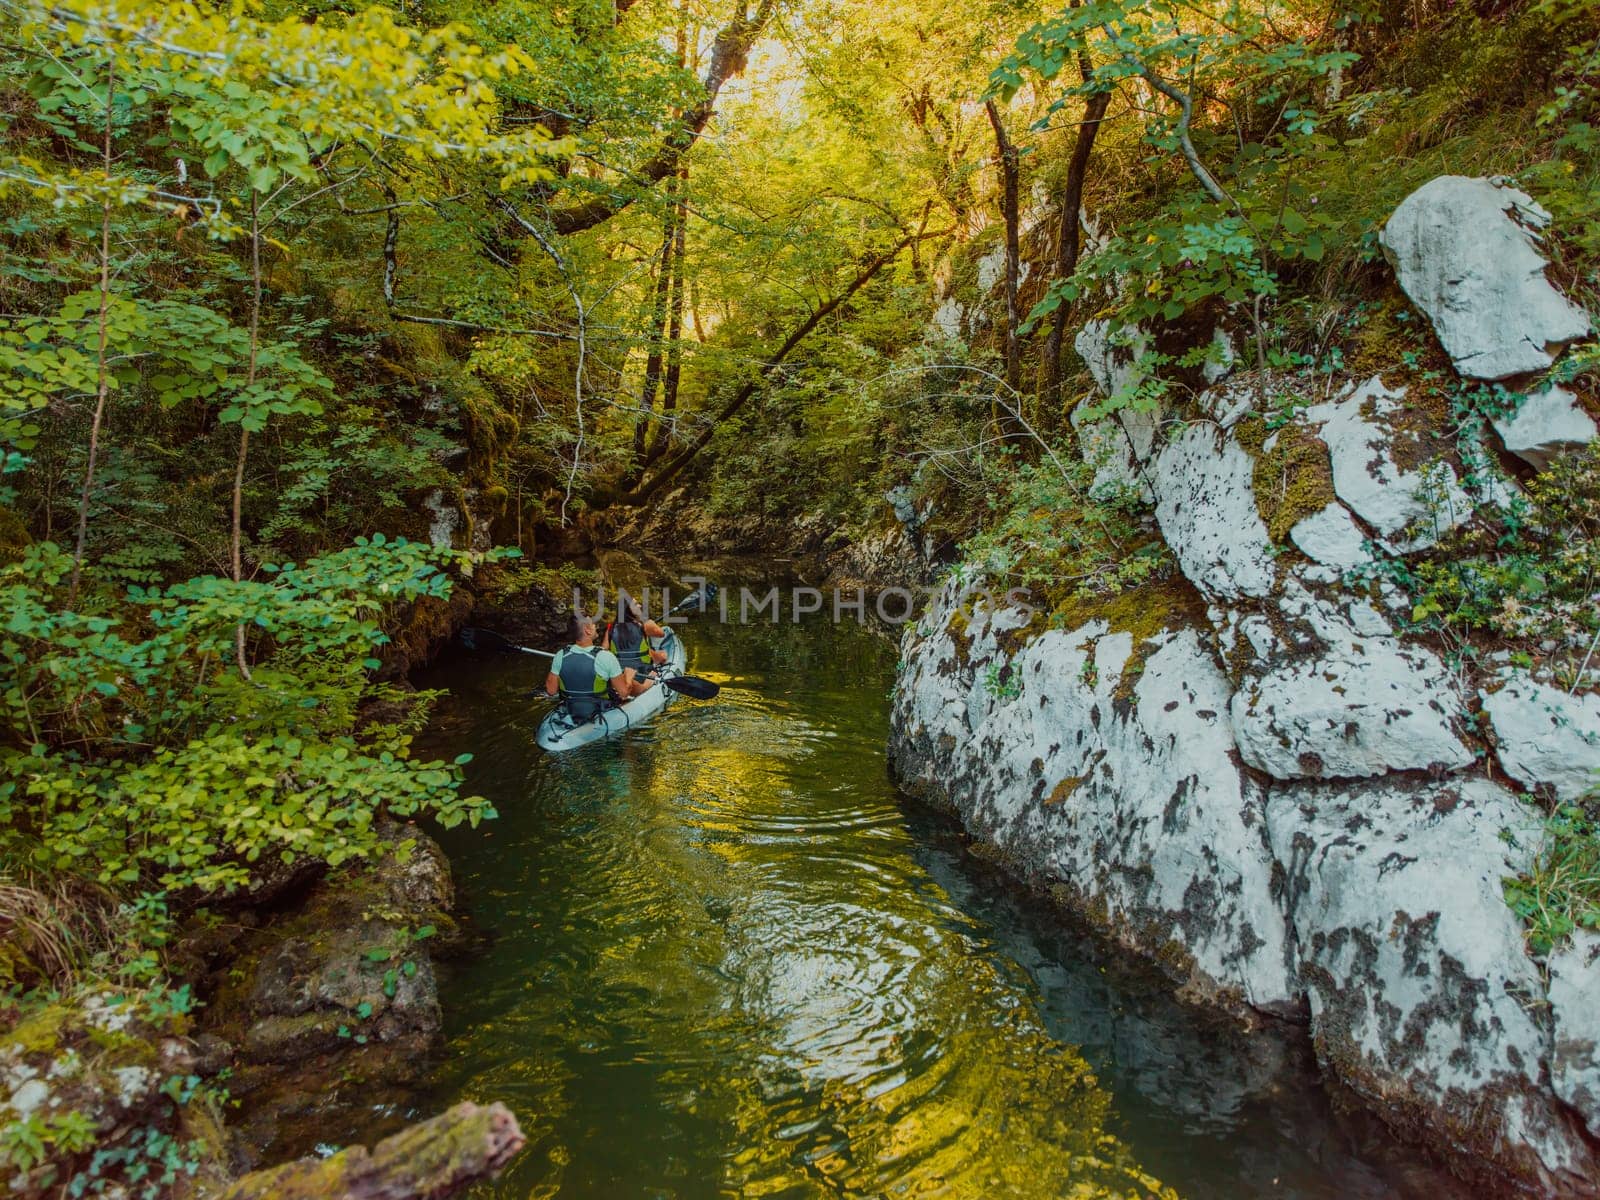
xmin=0 ymin=537 xmax=504 ymax=893
xmin=1388 ymin=439 xmax=1600 ymax=685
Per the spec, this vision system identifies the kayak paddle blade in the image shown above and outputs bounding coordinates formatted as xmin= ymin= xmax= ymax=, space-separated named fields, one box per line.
xmin=664 ymin=675 xmax=720 ymax=700
xmin=669 ymin=583 xmax=719 ymax=616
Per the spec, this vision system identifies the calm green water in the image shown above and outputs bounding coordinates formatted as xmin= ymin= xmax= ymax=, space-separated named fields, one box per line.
xmin=412 ymin=573 xmax=1436 ymax=1200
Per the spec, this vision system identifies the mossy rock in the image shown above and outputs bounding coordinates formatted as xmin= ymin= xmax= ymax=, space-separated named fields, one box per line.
xmin=1002 ymin=565 xmax=1208 ymax=656
xmin=1237 ymin=415 xmax=1337 ymax=543
xmin=944 ymin=605 xmax=972 ymax=665
xmin=7 ymin=1000 xmax=75 ymax=1056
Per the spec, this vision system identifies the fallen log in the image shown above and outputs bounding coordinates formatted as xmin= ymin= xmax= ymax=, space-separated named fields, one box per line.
xmin=219 ymin=1101 xmax=525 ymax=1200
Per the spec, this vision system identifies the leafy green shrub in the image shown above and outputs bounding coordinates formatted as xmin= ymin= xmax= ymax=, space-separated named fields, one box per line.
xmin=1505 ymin=800 xmax=1600 ymax=955
xmin=1387 ymin=440 xmax=1600 ymax=683
xmin=0 ymin=536 xmax=504 ymax=893
xmin=957 ymin=452 xmax=1170 ymax=607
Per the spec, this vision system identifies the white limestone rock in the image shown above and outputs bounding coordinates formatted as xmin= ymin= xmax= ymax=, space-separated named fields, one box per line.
xmin=1202 ymin=325 xmax=1238 ymax=385
xmin=1075 ymin=318 xmax=1150 ymax=401
xmin=1275 ymin=575 xmax=1392 ymax=643
xmin=422 ymin=489 xmax=459 ymax=549
xmin=976 ymin=244 xmax=1006 ymax=294
xmin=1288 ymin=503 xmax=1370 ymax=570
xmin=1481 ymin=672 xmax=1600 ymax=802
xmin=1270 ymin=777 xmax=1596 ymax=1188
xmin=1196 ymin=375 xmax=1256 ymax=428
xmin=7 ymin=1076 xmax=50 ymax=1119
xmin=1070 ymin=320 xmax=1163 ymax=498
xmin=1380 ymin=176 xmax=1592 ymax=381
xmin=1492 ymin=383 xmax=1598 ymax=470
xmin=1152 ymin=424 xmax=1275 ymax=601
xmin=928 ymin=297 xmax=965 ymax=343
xmin=1232 ymin=640 xmax=1473 ymax=780
xmin=1306 ymin=377 xmax=1473 ymax=553
xmin=1069 ymin=404 xmax=1160 ymax=501
xmin=891 ymin=581 xmax=1296 ymax=1011
xmin=1549 ymin=931 xmax=1600 ymax=1138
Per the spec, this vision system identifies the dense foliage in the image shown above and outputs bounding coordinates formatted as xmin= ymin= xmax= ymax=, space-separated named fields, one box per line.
xmin=0 ymin=0 xmax=1597 ymax=1184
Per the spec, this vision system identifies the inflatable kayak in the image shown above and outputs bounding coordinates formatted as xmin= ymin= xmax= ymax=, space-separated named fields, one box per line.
xmin=535 ymin=627 xmax=687 ymax=752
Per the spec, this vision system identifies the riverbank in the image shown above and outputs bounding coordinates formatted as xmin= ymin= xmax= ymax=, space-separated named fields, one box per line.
xmin=885 ymin=176 xmax=1600 ymax=1196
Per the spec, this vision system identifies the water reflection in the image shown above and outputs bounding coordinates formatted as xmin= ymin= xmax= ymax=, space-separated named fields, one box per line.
xmin=416 ymin=602 xmax=1181 ymax=1199
xmin=413 ymin=565 xmax=1441 ymax=1199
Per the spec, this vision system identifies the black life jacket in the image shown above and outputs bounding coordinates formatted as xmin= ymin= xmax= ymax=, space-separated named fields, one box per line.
xmin=610 ymin=620 xmax=652 ymax=676
xmin=557 ymin=646 xmax=609 ymax=720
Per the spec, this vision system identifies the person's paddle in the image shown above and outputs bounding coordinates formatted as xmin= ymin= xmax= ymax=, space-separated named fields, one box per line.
xmin=659 ymin=674 xmax=719 ymax=699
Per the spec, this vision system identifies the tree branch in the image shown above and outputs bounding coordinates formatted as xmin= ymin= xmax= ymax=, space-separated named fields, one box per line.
xmin=1108 ymin=34 xmax=1233 ymax=208
xmin=544 ymin=0 xmax=776 ymax=236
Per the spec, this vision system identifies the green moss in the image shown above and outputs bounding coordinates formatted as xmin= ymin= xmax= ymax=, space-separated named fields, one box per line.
xmin=8 ymin=1001 xmax=72 ymax=1055
xmin=1240 ymin=415 xmax=1337 ymax=543
xmin=1017 ymin=569 xmax=1208 ymax=655
xmin=945 ymin=605 xmax=972 ymax=665
xmin=84 ymin=1020 xmax=164 ymax=1066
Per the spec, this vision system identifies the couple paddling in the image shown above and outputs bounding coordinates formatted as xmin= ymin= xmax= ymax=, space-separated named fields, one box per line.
xmin=545 ymin=597 xmax=668 ymax=720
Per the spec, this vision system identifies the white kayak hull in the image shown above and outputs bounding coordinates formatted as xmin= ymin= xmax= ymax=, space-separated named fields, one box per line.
xmin=535 ymin=629 xmax=687 ymax=752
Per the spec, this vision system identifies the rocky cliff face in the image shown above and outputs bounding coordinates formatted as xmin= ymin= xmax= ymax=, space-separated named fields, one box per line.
xmin=890 ymin=176 xmax=1600 ymax=1196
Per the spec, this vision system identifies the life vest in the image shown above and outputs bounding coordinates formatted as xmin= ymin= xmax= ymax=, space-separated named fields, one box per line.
xmin=610 ymin=620 xmax=653 ymax=677
xmin=557 ymin=645 xmax=609 ymax=720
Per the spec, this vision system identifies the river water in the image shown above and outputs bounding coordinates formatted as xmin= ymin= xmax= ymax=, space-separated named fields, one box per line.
xmin=412 ymin=571 xmax=1440 ymax=1200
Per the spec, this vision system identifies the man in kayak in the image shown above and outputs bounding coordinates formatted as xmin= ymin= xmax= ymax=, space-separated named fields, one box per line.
xmin=545 ymin=614 xmax=632 ymax=719
xmin=603 ymin=595 xmax=668 ymax=699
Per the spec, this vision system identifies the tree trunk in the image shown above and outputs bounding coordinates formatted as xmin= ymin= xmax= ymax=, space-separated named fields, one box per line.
xmin=608 ymin=229 xmax=940 ymax=507
xmin=543 ymin=0 xmax=775 ymax=236
xmin=1041 ymin=86 xmax=1109 ymax=412
xmin=984 ymin=99 xmax=1022 ymax=407
xmin=632 ymin=15 xmax=690 ymax=472
xmin=644 ymin=168 xmax=690 ymax=469
xmin=219 ymin=1102 xmax=525 ymax=1200
xmin=632 ymin=181 xmax=678 ymax=467
xmin=67 ymin=59 xmax=116 ymax=608
xmin=232 ymin=195 xmax=262 ymax=678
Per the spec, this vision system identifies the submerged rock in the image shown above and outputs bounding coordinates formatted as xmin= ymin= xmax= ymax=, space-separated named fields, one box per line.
xmin=1380 ymin=177 xmax=1592 ymax=381
xmin=202 ymin=823 xmax=460 ymax=1165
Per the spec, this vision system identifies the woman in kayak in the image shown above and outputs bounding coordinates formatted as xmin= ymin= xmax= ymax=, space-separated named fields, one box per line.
xmin=603 ymin=595 xmax=668 ymax=699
